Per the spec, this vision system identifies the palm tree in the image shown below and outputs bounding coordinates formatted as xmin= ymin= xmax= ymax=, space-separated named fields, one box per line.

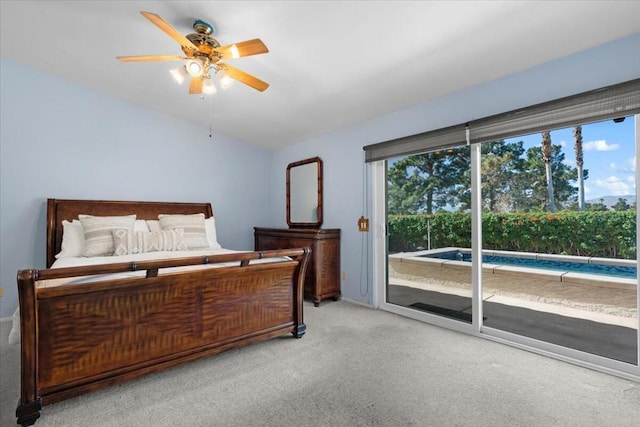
xmin=573 ymin=125 xmax=585 ymax=210
xmin=541 ymin=131 xmax=556 ymax=212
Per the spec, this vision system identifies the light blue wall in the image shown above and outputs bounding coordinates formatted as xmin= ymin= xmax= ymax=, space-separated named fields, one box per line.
xmin=269 ymin=32 xmax=640 ymax=306
xmin=0 ymin=58 xmax=272 ymax=317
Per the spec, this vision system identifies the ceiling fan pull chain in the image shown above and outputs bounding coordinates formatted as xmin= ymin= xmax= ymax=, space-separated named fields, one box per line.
xmin=209 ymin=95 xmax=214 ymax=138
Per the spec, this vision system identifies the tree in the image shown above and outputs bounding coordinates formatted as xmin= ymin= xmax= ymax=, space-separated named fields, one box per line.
xmin=574 ymin=125 xmax=585 ymax=211
xmin=612 ymin=197 xmax=631 ymax=211
xmin=587 ymin=199 xmax=608 ymax=211
xmin=520 ymin=144 xmax=582 ymax=211
xmin=480 ymin=140 xmax=526 ymax=212
xmin=387 ymin=146 xmax=469 ymax=214
xmin=541 ymin=131 xmax=557 ymax=212
xmin=387 ymin=138 xmax=583 ymax=215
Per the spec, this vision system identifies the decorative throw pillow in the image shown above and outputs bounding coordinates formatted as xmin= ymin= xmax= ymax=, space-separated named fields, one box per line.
xmin=112 ymin=228 xmax=188 ymax=256
xmin=79 ymin=214 xmax=136 ymax=257
xmin=158 ymin=214 xmax=209 ymax=250
xmin=55 ymin=219 xmax=85 ymax=258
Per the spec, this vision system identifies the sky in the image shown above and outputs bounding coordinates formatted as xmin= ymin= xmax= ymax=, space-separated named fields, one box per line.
xmin=505 ymin=116 xmax=637 ymax=201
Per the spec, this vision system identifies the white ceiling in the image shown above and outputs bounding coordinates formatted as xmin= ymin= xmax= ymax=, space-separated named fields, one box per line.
xmin=2 ymin=1 xmax=640 ymax=150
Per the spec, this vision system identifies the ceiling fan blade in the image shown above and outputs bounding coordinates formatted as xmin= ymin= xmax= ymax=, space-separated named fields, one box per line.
xmin=116 ymin=55 xmax=185 ymax=62
xmin=222 ymin=64 xmax=269 ymax=92
xmin=215 ymin=39 xmax=269 ymax=59
xmin=140 ymin=11 xmax=198 ymax=52
xmin=189 ymin=77 xmax=203 ymax=94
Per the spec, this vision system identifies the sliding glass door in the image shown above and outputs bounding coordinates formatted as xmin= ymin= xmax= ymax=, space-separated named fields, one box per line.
xmin=480 ymin=117 xmax=638 ymax=365
xmin=372 ymin=80 xmax=640 ymax=379
xmin=386 ymin=146 xmax=473 ymax=324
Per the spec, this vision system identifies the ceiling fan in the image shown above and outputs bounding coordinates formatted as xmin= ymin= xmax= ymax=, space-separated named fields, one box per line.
xmin=117 ymin=11 xmax=269 ymax=95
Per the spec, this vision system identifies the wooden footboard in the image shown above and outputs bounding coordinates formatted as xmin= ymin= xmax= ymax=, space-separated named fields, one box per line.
xmin=16 ymin=249 xmax=310 ymax=426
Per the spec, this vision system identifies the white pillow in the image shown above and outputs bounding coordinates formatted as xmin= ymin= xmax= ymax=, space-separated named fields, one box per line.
xmin=205 ymin=217 xmax=222 ymax=249
xmin=146 ymin=220 xmax=160 ymax=232
xmin=79 ymin=214 xmax=136 ymax=257
xmin=134 ymin=219 xmax=150 ymax=233
xmin=150 ymin=216 xmax=220 ymax=248
xmin=55 ymin=219 xmax=85 ymax=258
xmin=158 ymin=214 xmax=209 ymax=250
xmin=112 ymin=228 xmax=188 ymax=256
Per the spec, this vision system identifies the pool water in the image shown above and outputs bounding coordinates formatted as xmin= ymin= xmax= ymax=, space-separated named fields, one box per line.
xmin=421 ymin=251 xmax=637 ymax=279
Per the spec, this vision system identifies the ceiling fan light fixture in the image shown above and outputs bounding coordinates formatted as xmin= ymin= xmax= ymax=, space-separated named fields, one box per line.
xmin=202 ymin=77 xmax=217 ymax=94
xmin=169 ymin=66 xmax=187 ymax=84
xmin=217 ymin=70 xmax=233 ymax=89
xmin=186 ymin=58 xmax=204 ymax=77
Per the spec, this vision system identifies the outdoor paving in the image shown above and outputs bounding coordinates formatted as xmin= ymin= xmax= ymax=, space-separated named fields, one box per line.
xmin=388 ymin=267 xmax=638 ymax=329
xmin=387 ymin=281 xmax=638 ymax=364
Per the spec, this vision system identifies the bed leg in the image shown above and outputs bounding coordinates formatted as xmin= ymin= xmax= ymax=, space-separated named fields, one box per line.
xmin=16 ymin=398 xmax=42 ymax=426
xmin=293 ymin=323 xmax=306 ymax=339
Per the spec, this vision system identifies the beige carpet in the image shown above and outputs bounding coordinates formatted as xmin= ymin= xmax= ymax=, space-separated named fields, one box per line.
xmin=1 ymin=300 xmax=639 ymax=427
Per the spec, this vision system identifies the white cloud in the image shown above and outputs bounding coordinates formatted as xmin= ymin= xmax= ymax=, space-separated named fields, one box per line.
xmin=609 ymin=162 xmax=616 ymax=169
xmin=629 ymin=156 xmax=636 ymax=172
xmin=594 ymin=175 xmax=631 ymax=196
xmin=583 ymin=139 xmax=619 ymax=151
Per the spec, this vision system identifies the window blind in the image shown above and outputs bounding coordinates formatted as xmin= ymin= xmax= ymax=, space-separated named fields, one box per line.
xmin=363 ymin=123 xmax=468 ymax=163
xmin=364 ymin=78 xmax=640 ymax=163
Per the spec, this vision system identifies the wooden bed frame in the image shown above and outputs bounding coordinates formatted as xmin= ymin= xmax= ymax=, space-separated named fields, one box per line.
xmin=16 ymin=199 xmax=310 ymax=426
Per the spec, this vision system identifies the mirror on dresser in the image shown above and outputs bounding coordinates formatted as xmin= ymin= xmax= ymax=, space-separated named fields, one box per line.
xmin=254 ymin=156 xmax=341 ymax=306
xmin=286 ymin=156 xmax=323 ymax=228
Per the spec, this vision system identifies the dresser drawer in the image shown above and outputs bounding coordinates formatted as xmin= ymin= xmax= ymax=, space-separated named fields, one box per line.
xmin=256 ymin=235 xmax=312 ymax=251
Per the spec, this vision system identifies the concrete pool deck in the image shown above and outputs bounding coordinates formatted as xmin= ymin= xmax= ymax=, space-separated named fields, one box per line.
xmin=389 ymin=248 xmax=638 ymax=329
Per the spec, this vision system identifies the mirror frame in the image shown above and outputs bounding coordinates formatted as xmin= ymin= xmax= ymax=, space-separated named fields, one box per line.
xmin=286 ymin=157 xmax=323 ymax=229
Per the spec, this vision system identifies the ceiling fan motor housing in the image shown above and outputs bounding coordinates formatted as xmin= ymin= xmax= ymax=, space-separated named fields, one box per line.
xmin=183 ymin=19 xmax=221 ymax=63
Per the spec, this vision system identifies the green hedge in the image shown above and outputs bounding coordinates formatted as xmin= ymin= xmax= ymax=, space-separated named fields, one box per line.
xmin=388 ymin=211 xmax=636 ymax=259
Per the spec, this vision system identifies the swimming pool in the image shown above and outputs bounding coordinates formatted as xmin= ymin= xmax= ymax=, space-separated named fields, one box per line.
xmin=421 ymin=250 xmax=637 ymax=279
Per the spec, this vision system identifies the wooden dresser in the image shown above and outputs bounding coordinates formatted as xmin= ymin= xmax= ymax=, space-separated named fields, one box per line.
xmin=254 ymin=227 xmax=341 ymax=306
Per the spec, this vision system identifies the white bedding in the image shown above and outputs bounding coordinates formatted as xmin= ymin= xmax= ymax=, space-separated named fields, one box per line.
xmin=8 ymin=248 xmax=290 ymax=344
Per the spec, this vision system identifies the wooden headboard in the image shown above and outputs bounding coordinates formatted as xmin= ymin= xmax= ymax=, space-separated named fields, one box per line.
xmin=46 ymin=199 xmax=214 ymax=268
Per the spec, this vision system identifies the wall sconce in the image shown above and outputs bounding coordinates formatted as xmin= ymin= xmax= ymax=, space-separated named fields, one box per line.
xmin=358 ymin=216 xmax=369 ymax=232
